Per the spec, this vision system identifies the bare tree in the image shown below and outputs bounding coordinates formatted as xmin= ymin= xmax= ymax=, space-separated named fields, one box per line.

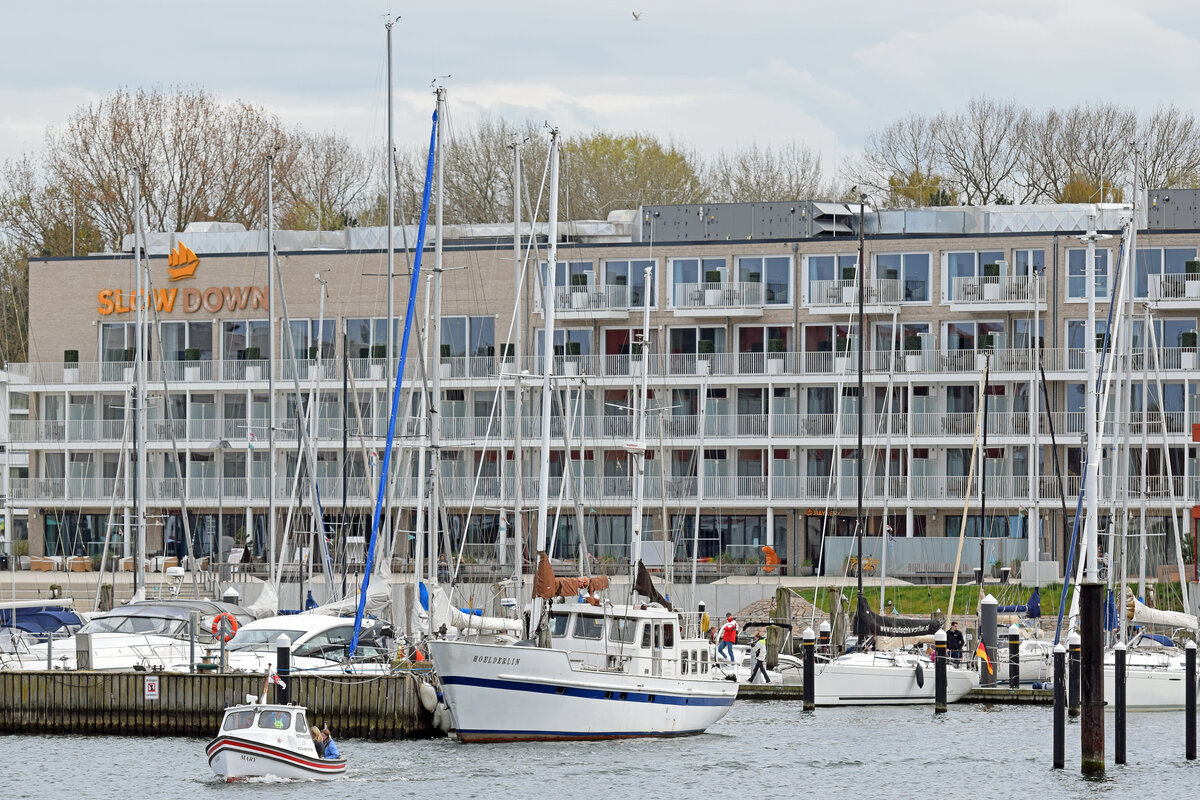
xmin=707 ymin=141 xmax=829 ymax=202
xmin=276 ymin=128 xmax=372 ymax=230
xmin=1138 ymin=105 xmax=1200 ymax=189
xmin=935 ymin=98 xmax=1025 ymax=204
xmin=853 ymin=114 xmax=942 ymax=206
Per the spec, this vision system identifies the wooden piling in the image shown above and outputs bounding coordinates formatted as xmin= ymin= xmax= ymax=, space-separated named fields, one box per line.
xmin=1079 ymin=581 xmax=1105 ymax=775
xmin=1053 ymin=644 xmax=1065 ymax=770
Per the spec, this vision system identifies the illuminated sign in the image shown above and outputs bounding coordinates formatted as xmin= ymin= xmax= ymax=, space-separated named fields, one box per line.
xmin=166 ymin=242 xmax=199 ymax=281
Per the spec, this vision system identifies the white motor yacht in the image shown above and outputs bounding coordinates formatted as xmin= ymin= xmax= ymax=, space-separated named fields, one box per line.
xmin=197 ymin=614 xmax=393 ymax=674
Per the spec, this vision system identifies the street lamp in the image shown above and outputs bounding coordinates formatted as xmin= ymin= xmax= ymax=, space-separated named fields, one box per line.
xmin=211 ymin=438 xmax=231 ymax=580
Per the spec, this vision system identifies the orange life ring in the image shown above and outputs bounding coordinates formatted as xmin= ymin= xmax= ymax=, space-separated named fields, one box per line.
xmin=211 ymin=612 xmax=239 ymax=641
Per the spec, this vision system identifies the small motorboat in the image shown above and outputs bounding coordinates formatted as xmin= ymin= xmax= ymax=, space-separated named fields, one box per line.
xmin=206 ymin=701 xmax=346 ymax=781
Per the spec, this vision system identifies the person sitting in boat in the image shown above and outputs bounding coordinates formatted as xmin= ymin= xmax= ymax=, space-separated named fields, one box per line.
xmin=322 ymin=725 xmax=340 ymax=759
xmin=718 ymin=614 xmax=739 ymax=662
xmin=309 ymin=726 xmax=325 ymax=758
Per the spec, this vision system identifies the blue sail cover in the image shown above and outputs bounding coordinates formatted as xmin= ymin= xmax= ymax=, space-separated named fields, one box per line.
xmin=996 ymin=588 xmax=1041 ymax=618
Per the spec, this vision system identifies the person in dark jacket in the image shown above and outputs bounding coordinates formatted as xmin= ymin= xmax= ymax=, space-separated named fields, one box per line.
xmin=309 ymin=726 xmax=326 ymax=758
xmin=946 ymin=621 xmax=965 ymax=664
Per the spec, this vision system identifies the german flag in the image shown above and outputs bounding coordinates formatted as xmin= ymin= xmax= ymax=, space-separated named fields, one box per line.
xmin=976 ymin=640 xmax=993 ymax=675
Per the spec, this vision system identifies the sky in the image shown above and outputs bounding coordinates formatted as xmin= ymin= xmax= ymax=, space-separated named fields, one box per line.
xmin=3 ymin=1 xmax=1200 ymax=177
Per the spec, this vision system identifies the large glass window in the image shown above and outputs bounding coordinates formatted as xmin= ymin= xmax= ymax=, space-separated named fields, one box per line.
xmin=222 ymin=320 xmax=268 ymax=360
xmin=536 ymin=328 xmax=592 ymax=357
xmin=875 ymin=253 xmax=930 ymax=302
xmin=806 ymin=254 xmax=857 ymax=303
xmin=442 ymin=316 xmax=495 ymax=359
xmin=603 ymin=259 xmax=655 ymax=308
xmin=160 ymin=321 xmax=211 ymax=360
xmin=670 ymin=257 xmax=726 ymax=305
xmin=287 ymin=319 xmax=335 ymax=360
xmin=1014 ymin=249 xmax=1045 ymax=278
xmin=1137 ymin=247 xmax=1197 ymax=298
xmin=737 ymin=256 xmax=791 ymax=305
xmin=668 ymin=326 xmax=725 ymax=355
xmin=345 ymin=317 xmax=399 ymax=360
xmin=1067 ymin=248 xmax=1111 ymax=300
xmin=99 ymin=322 xmax=137 ymax=362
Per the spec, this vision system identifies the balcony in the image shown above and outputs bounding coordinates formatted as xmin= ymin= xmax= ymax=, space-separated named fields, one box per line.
xmin=537 ymin=285 xmax=632 ymax=320
xmin=1148 ymin=273 xmax=1200 ymax=307
xmin=671 ymin=281 xmax=764 ymax=317
xmin=948 ymin=276 xmax=1046 ymax=310
xmin=808 ymin=277 xmax=902 ymax=313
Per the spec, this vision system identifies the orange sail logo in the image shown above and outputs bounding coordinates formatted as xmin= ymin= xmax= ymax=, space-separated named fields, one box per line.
xmin=167 ymin=242 xmax=199 ymax=281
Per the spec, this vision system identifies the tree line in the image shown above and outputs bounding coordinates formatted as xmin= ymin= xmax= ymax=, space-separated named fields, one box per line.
xmin=4 ymin=88 xmax=1200 ymax=365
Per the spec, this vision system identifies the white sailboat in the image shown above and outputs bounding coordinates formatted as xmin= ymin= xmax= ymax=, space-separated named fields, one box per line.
xmin=427 ymin=126 xmax=736 ymax=742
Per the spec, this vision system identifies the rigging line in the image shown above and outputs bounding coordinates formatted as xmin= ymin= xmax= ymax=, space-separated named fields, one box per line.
xmin=350 ymin=105 xmax=438 ymax=658
xmin=92 ymin=410 xmax=131 ymax=611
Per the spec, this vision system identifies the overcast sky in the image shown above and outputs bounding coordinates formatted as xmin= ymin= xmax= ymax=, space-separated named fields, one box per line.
xmin=3 ymin=1 xmax=1200 ymax=175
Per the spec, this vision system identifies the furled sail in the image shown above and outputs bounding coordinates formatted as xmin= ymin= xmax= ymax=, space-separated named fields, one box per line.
xmin=634 ymin=560 xmax=672 ymax=610
xmin=1125 ymin=588 xmax=1199 ymax=631
xmin=854 ymin=594 xmax=942 ymax=639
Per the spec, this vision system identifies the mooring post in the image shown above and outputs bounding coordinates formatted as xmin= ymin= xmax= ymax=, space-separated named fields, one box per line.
xmin=276 ymin=633 xmax=292 ymax=705
xmin=1187 ymin=640 xmax=1197 ymax=761
xmin=189 ymin=610 xmax=199 ymax=673
xmin=1079 ymin=581 xmax=1104 ymax=775
xmin=1053 ymin=643 xmax=1065 ymax=769
xmin=802 ymin=627 xmax=815 ymax=711
xmin=980 ymin=594 xmax=997 ymax=688
xmin=1067 ymin=631 xmax=1081 ymax=718
xmin=934 ymin=628 xmax=947 ymax=714
xmin=46 ymin=630 xmax=52 ymax=670
xmin=818 ymin=619 xmax=830 ymax=657
xmin=1008 ymin=623 xmax=1020 ymax=690
xmin=1114 ymin=641 xmax=1126 ymax=765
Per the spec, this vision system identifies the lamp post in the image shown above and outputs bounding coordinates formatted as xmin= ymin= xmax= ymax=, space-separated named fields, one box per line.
xmin=212 ymin=438 xmax=231 ymax=581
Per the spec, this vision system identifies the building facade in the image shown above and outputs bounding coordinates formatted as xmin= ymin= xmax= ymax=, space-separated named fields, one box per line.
xmin=8 ymin=199 xmax=1199 ymax=579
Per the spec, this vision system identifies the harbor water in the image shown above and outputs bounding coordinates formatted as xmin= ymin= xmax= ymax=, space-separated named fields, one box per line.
xmin=3 ymin=701 xmax=1192 ymax=799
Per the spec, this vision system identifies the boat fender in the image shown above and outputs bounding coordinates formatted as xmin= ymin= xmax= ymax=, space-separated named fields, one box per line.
xmin=432 ymin=706 xmax=443 ymax=729
xmin=436 ymin=703 xmax=453 ymax=733
xmin=914 ymin=662 xmax=925 ymax=688
xmin=418 ymin=682 xmax=438 ymax=713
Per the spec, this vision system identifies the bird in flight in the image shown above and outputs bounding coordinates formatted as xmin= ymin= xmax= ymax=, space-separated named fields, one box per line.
xmin=632 ymin=11 xmax=642 ymax=20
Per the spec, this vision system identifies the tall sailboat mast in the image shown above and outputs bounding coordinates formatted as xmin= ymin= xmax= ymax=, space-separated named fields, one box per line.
xmin=511 ymin=140 xmax=524 ymax=590
xmin=133 ymin=170 xmax=148 ymax=602
xmin=855 ymin=193 xmax=866 ymax=621
xmin=427 ymin=85 xmax=447 ymax=585
xmin=384 ymin=18 xmax=397 ymax=554
xmin=629 ymin=263 xmax=652 ymax=573
xmin=266 ymin=154 xmax=277 ymax=585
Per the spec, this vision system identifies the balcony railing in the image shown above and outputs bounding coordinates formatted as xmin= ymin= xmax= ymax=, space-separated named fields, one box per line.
xmin=949 ymin=276 xmax=1045 ymax=303
xmin=672 ymin=281 xmax=764 ymax=309
xmin=810 ymin=278 xmax=902 ymax=307
xmin=1149 ymin=273 xmax=1200 ymax=301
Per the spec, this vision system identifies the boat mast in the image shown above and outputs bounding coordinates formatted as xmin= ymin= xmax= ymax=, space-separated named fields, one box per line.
xmin=855 ymin=193 xmax=865 ymax=624
xmin=427 ymin=85 xmax=446 ymax=586
xmin=385 ymin=18 xmax=397 ymax=555
xmin=1081 ymin=210 xmax=1109 ymax=585
xmin=530 ymin=129 xmax=560 ymax=636
xmin=511 ymin=139 xmax=524 ymax=593
xmin=133 ymin=169 xmax=147 ymax=602
xmin=630 ymin=261 xmax=652 ymax=576
xmin=266 ymin=154 xmax=277 ymax=587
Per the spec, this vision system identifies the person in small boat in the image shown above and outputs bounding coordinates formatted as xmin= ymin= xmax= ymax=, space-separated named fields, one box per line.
xmin=749 ymin=632 xmax=769 ymax=684
xmin=309 ymin=726 xmax=325 ymax=758
xmin=946 ymin=621 xmax=965 ymax=664
xmin=322 ymin=725 xmax=340 ymax=759
xmin=717 ymin=614 xmax=738 ymax=662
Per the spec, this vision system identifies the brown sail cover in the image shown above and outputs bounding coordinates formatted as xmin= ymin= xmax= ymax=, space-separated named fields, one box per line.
xmin=533 ymin=552 xmax=610 ymax=599
xmin=634 ymin=560 xmax=672 ymax=610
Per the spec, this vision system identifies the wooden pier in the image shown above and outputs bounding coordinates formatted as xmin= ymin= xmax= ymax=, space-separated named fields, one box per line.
xmin=0 ymin=670 xmax=438 ymax=739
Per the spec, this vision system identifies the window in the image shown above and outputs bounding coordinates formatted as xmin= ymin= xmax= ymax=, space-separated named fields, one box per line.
xmin=610 ymin=618 xmax=639 ymax=643
xmin=288 ymin=319 xmax=335 ymax=360
xmin=875 ymin=322 xmax=930 ymax=352
xmin=1137 ymin=247 xmax=1197 ymax=298
xmin=946 ymin=251 xmax=1003 ymax=301
xmin=99 ymin=322 xmax=141 ymax=362
xmin=550 ymin=612 xmax=570 ymax=637
xmin=223 ymin=710 xmax=256 ymax=731
xmin=161 ymin=321 xmax=213 ymax=361
xmin=805 ymin=254 xmax=856 ymax=303
xmin=536 ymin=328 xmax=592 ymax=357
xmin=875 ymin=253 xmax=931 ymax=302
xmin=345 ymin=317 xmax=399 ymax=360
xmin=442 ymin=316 xmax=495 ymax=359
xmin=1013 ymin=249 xmax=1045 ymax=278
xmin=945 ymin=321 xmax=1003 ymax=351
xmin=258 ymin=710 xmax=292 ymax=730
xmin=294 ymin=712 xmax=308 ymax=733
xmin=545 ymin=260 xmax=593 ymax=288
xmin=737 ymin=255 xmax=791 ymax=305
xmin=668 ymin=326 xmax=725 ymax=355
xmin=573 ymin=614 xmax=604 ymax=639
xmin=1067 ymin=248 xmax=1110 ymax=300
xmin=670 ymin=257 xmax=726 ymax=305
xmin=222 ymin=320 xmax=268 ymax=360
xmin=603 ymin=259 xmax=655 ymax=308
xmin=641 ymin=624 xmax=652 ymax=648
xmin=663 ymin=624 xmax=675 ymax=648
xmin=738 ymin=325 xmax=793 ymax=354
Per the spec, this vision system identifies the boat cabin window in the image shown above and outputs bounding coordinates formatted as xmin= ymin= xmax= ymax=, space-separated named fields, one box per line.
xmin=223 ymin=710 xmax=256 ymax=731
xmin=610 ymin=617 xmax=639 ymax=643
xmin=258 ymin=710 xmax=292 ymax=730
xmin=681 ymin=650 xmax=690 ymax=674
xmin=574 ymin=614 xmax=603 ymax=640
xmin=700 ymin=649 xmax=709 ymax=673
xmin=663 ymin=623 xmax=675 ymax=648
xmin=294 ymin=626 xmax=355 ymax=659
xmin=641 ymin=624 xmax=652 ymax=648
xmin=550 ymin=612 xmax=570 ymax=638
xmin=294 ymin=712 xmax=307 ymax=733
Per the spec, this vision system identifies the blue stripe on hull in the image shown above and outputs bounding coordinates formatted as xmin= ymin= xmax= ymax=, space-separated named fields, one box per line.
xmin=440 ymin=675 xmax=735 ymax=707
xmin=456 ymin=728 xmax=706 ymax=742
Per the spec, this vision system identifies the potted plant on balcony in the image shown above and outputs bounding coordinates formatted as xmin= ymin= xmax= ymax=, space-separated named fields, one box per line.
xmin=982 ymin=262 xmax=1001 ymax=300
xmin=834 ymin=336 xmax=851 ymax=373
xmin=904 ymin=333 xmax=924 ymax=372
xmin=1182 ymin=330 xmax=1198 ymax=370
xmin=570 ymin=271 xmax=589 ymax=308
xmin=183 ymin=348 xmax=201 ymax=381
xmin=704 ymin=269 xmax=723 ymax=306
xmin=696 ymin=337 xmax=715 ymax=375
xmin=369 ymin=344 xmax=386 ymax=378
xmin=629 ymin=338 xmax=646 ymax=376
xmin=1187 ymin=260 xmax=1200 ymax=298
xmin=841 ymin=264 xmax=857 ymax=303
xmin=976 ymin=334 xmax=994 ymax=371
xmin=499 ymin=343 xmax=515 ymax=364
xmin=563 ymin=341 xmax=581 ymax=376
xmin=306 ymin=345 xmax=321 ymax=380
xmin=767 ymin=337 xmax=786 ymax=374
xmin=243 ymin=346 xmax=262 ymax=381
xmin=439 ymin=343 xmax=453 ymax=380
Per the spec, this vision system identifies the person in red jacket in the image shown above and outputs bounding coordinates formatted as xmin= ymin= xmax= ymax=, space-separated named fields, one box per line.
xmin=717 ymin=613 xmax=738 ymax=662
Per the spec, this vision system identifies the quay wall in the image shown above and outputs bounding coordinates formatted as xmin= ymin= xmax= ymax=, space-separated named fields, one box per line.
xmin=0 ymin=670 xmax=438 ymax=740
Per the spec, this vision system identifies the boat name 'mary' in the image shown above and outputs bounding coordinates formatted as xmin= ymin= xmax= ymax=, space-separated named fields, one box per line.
xmin=473 ymin=655 xmax=521 ymax=665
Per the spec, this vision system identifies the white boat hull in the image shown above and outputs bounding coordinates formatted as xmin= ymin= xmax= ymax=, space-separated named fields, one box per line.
xmin=814 ymin=651 xmax=978 ymax=705
xmin=429 ymin=639 xmax=737 ymax=742
xmin=206 ymin=735 xmax=346 ymax=781
xmin=1104 ymin=653 xmax=1193 ymax=711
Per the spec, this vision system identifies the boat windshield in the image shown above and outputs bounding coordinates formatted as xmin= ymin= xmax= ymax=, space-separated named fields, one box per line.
xmin=227 ymin=628 xmax=307 ymax=651
xmin=79 ymin=615 xmax=186 ymax=636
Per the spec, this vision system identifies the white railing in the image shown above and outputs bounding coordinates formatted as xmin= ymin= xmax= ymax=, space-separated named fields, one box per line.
xmin=810 ymin=278 xmax=902 ymax=306
xmin=1149 ymin=273 xmax=1200 ymax=301
xmin=672 ymin=281 xmax=765 ymax=309
xmin=949 ymin=276 xmax=1044 ymax=303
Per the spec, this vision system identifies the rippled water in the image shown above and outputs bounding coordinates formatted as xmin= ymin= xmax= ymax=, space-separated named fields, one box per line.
xmin=2 ymin=702 xmax=1192 ymax=800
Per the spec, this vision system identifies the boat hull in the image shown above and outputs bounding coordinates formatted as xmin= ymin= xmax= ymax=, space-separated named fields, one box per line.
xmin=1103 ymin=659 xmax=1193 ymax=712
xmin=428 ymin=639 xmax=737 ymax=742
xmin=206 ymin=735 xmax=346 ymax=781
xmin=814 ymin=651 xmax=978 ymax=705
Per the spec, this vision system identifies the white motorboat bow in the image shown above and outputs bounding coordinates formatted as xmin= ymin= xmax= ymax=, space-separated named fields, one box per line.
xmin=206 ymin=702 xmax=345 ymax=781
xmin=813 ymin=649 xmax=978 ymax=706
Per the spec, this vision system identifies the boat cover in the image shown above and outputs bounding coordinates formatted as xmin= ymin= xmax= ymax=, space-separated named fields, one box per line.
xmin=854 ymin=594 xmax=941 ymax=639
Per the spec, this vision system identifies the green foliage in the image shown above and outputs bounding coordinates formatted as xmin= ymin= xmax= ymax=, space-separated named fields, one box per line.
xmin=887 ymin=169 xmax=955 ymax=207
xmin=562 ymin=131 xmax=705 ymax=220
xmin=1057 ymin=171 xmax=1124 ymax=203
